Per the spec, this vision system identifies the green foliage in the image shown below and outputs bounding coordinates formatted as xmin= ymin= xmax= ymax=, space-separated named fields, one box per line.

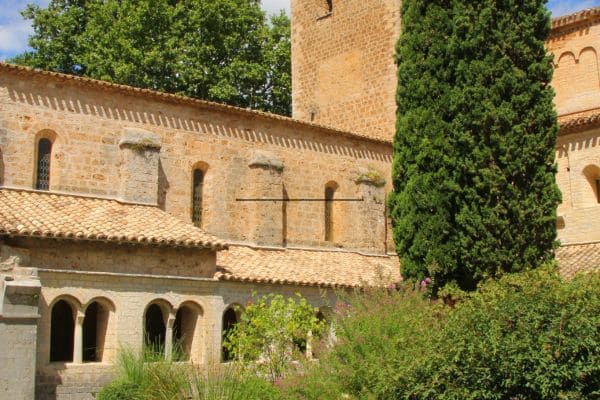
xmin=224 ymin=293 xmax=325 ymax=383
xmin=97 ymin=347 xmax=190 ymax=400
xmin=388 ymin=0 xmax=561 ymax=290
xmin=422 ymin=267 xmax=600 ymax=399
xmin=284 ymin=268 xmax=600 ymax=399
xmin=98 ymin=347 xmax=282 ymax=400
xmin=285 ymin=286 xmax=445 ymax=399
xmin=190 ymin=366 xmax=282 ymax=400
xmin=11 ymin=0 xmax=291 ymax=115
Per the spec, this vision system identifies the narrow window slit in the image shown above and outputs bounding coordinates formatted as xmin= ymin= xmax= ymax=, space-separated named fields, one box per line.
xmin=36 ymin=138 xmax=52 ymax=190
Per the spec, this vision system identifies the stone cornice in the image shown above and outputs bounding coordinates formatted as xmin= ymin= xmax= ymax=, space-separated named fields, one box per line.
xmin=550 ymin=7 xmax=600 ymax=37
xmin=559 ymin=112 xmax=600 ymax=135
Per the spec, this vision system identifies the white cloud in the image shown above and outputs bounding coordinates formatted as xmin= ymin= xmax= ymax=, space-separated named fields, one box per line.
xmin=0 ymin=0 xmax=43 ymax=59
xmin=0 ymin=20 xmax=32 ymax=55
xmin=261 ymin=0 xmax=290 ymax=16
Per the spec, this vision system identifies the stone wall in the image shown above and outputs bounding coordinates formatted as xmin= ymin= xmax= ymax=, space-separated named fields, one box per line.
xmin=548 ymin=17 xmax=600 ymax=116
xmin=31 ymin=250 xmax=334 ymax=400
xmin=556 ymin=127 xmax=600 ymax=244
xmin=291 ymin=0 xmax=401 ymax=141
xmin=0 ymin=69 xmax=392 ymax=254
xmin=6 ymin=238 xmax=216 ymax=278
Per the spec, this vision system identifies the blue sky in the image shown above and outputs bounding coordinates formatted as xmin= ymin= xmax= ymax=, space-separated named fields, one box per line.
xmin=0 ymin=0 xmax=598 ymax=61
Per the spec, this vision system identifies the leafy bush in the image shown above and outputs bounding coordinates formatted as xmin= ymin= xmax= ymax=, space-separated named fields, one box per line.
xmin=285 ymin=267 xmax=600 ymax=399
xmin=224 ymin=293 xmax=325 ymax=383
xmin=421 ymin=268 xmax=600 ymax=399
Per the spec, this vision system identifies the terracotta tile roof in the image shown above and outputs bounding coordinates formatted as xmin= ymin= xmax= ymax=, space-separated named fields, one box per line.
xmin=558 ymin=110 xmax=600 ymax=135
xmin=216 ymin=245 xmax=401 ymax=288
xmin=556 ymin=242 xmax=600 ymax=279
xmin=0 ymin=62 xmax=391 ymax=146
xmin=551 ymin=7 xmax=600 ymax=32
xmin=0 ymin=188 xmax=227 ymax=250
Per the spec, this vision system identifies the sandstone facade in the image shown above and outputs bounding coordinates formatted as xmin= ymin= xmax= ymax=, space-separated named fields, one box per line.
xmin=291 ymin=0 xmax=401 ymax=141
xmin=1 ymin=3 xmax=600 ymax=400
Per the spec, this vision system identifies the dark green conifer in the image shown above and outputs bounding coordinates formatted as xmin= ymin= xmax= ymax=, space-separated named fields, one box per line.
xmin=388 ymin=0 xmax=561 ymax=290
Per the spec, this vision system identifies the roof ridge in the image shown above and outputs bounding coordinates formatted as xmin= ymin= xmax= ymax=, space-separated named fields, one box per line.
xmin=225 ymin=241 xmax=395 ymax=258
xmin=557 ymin=240 xmax=600 ymax=247
xmin=0 ymin=185 xmax=157 ymax=207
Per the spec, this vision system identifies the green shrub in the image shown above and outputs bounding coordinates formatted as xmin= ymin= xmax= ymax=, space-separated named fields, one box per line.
xmin=420 ymin=267 xmax=600 ymax=399
xmin=286 ymin=268 xmax=599 ymax=400
xmin=278 ymin=286 xmax=443 ymax=400
xmin=224 ymin=293 xmax=324 ymax=383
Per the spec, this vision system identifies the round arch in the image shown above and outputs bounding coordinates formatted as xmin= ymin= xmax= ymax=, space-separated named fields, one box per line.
xmin=82 ymin=297 xmax=115 ymax=363
xmin=143 ymin=299 xmax=174 ymax=355
xmin=49 ymin=298 xmax=76 ymax=362
xmin=48 ymin=294 xmax=82 ymax=312
xmin=221 ymin=304 xmax=243 ymax=362
xmin=173 ymin=301 xmax=203 ymax=361
xmin=583 ymin=164 xmax=600 ymax=205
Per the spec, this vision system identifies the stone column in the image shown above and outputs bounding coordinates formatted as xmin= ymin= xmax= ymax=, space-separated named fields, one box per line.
xmin=165 ymin=312 xmax=175 ymax=361
xmin=73 ymin=310 xmax=85 ymax=363
xmin=0 ymin=244 xmax=41 ymax=399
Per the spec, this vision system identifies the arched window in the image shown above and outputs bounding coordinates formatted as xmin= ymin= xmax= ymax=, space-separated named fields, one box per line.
xmin=173 ymin=304 xmax=200 ymax=361
xmin=192 ymin=168 xmax=204 ymax=227
xmin=324 ymin=184 xmax=336 ymax=241
xmin=222 ymin=307 xmax=239 ymax=362
xmin=82 ymin=301 xmax=110 ymax=362
xmin=50 ymin=300 xmax=75 ymax=362
xmin=36 ymin=138 xmax=52 ymax=190
xmin=582 ymin=165 xmax=600 ymax=205
xmin=145 ymin=304 xmax=166 ymax=355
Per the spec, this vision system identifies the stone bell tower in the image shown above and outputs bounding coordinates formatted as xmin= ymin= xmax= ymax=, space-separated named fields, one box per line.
xmin=291 ymin=0 xmax=402 ymax=141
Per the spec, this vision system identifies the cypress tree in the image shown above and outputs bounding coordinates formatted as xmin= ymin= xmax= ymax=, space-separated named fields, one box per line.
xmin=388 ymin=0 xmax=561 ymax=290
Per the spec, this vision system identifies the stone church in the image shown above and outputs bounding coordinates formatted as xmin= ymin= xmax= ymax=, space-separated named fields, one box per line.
xmin=0 ymin=1 xmax=599 ymax=398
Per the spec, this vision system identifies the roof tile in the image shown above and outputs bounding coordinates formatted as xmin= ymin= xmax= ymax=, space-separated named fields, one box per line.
xmin=0 ymin=188 xmax=227 ymax=250
xmin=556 ymin=242 xmax=600 ymax=279
xmin=216 ymin=245 xmax=401 ymax=288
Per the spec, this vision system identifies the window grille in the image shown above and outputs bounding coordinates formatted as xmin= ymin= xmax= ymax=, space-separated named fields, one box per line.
xmin=192 ymin=169 xmax=204 ymax=227
xmin=36 ymin=138 xmax=52 ymax=190
xmin=325 ymin=186 xmax=335 ymax=241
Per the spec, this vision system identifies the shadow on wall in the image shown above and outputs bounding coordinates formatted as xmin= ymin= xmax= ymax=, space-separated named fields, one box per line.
xmin=0 ymin=147 xmax=4 ymax=186
xmin=158 ymin=159 xmax=170 ymax=210
xmin=7 ymin=86 xmax=392 ymax=163
xmin=282 ymin=186 xmax=289 ymax=247
xmin=557 ymin=132 xmax=600 ymax=160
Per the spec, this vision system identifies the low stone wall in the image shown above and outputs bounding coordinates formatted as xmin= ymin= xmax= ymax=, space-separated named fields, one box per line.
xmin=36 ymin=364 xmax=114 ymax=400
